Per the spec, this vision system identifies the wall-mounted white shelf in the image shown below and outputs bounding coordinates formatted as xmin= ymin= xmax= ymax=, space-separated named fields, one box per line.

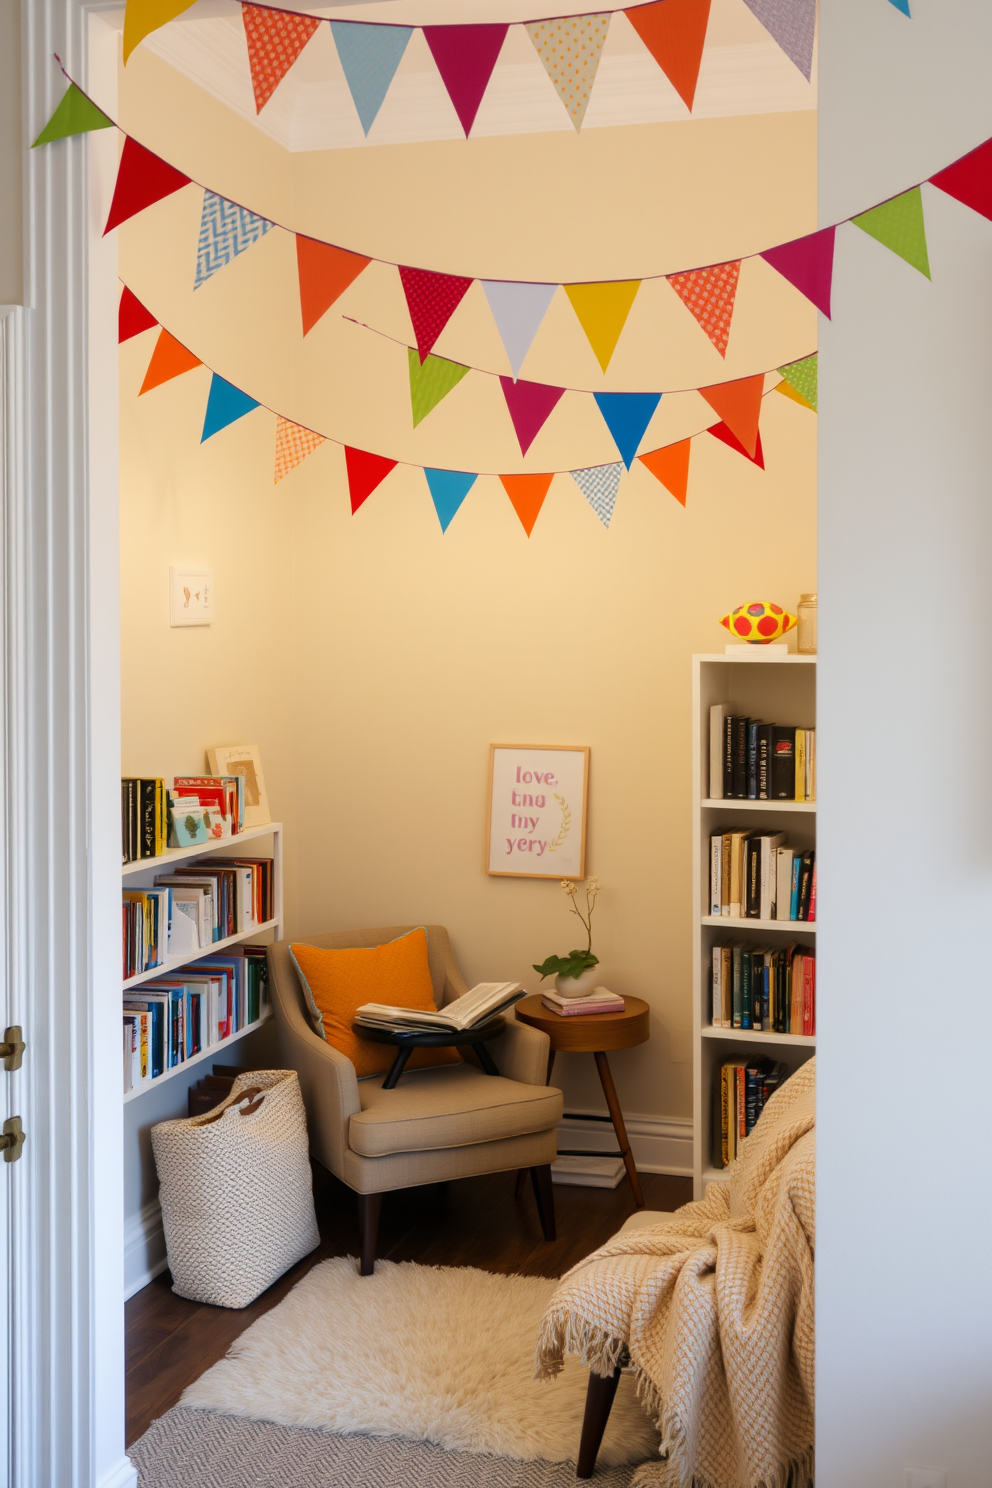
xmin=123 ymin=1009 xmax=273 ymax=1104
xmin=123 ymin=919 xmax=280 ymax=991
xmin=122 ymin=819 xmax=281 ymax=877
xmin=700 ymin=915 xmax=816 ymax=934
xmin=701 ymin=799 xmax=815 ymax=813
xmin=701 ymin=1026 xmax=816 ymax=1048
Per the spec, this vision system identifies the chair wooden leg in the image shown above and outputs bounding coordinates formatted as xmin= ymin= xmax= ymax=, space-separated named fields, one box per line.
xmin=358 ymin=1192 xmax=381 ymax=1276
xmin=529 ymin=1164 xmax=557 ymax=1241
xmin=576 ymin=1365 xmax=622 ymax=1478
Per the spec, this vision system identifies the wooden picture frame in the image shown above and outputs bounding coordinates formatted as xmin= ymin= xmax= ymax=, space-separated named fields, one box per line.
xmin=486 ymin=744 xmax=590 ymax=880
xmin=206 ymin=743 xmax=271 ymax=828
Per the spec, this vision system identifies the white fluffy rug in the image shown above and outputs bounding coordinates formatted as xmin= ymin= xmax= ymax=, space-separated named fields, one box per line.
xmin=181 ymin=1257 xmax=658 ymax=1468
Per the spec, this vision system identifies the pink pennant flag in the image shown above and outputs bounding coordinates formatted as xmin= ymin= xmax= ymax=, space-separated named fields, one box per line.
xmin=422 ymin=23 xmax=509 ymax=136
xmin=666 ymin=260 xmax=741 ymax=356
xmin=399 ymin=265 xmax=474 ymax=362
xmin=499 ymin=377 xmax=565 ymax=456
xmin=760 ymin=226 xmax=835 ymax=318
xmin=274 ymin=416 xmax=325 ymax=484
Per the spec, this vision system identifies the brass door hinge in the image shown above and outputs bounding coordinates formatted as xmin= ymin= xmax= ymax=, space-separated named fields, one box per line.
xmin=0 ymin=1028 xmax=24 ymax=1072
xmin=0 ymin=1117 xmax=24 ymax=1163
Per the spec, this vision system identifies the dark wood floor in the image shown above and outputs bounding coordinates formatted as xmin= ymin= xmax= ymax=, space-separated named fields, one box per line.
xmin=126 ymin=1164 xmax=691 ymax=1447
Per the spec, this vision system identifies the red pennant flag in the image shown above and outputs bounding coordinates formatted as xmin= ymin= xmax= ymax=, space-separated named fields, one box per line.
xmin=242 ymin=4 xmax=321 ymax=112
xmin=422 ymin=24 xmax=509 ymax=136
xmin=399 ymin=266 xmax=474 ymax=362
xmin=707 ymin=420 xmax=764 ymax=469
xmin=760 ymin=226 xmax=835 ymax=318
xmin=625 ymin=0 xmax=711 ymax=112
xmin=345 ymin=446 xmax=397 ymax=514
xmin=699 ymin=374 xmax=764 ymax=458
xmin=930 ymin=136 xmax=992 ymax=221
xmin=499 ymin=473 xmax=554 ymax=535
xmin=138 ymin=330 xmax=201 ymax=394
xmin=296 ymin=236 xmax=371 ymax=335
xmin=499 ymin=377 xmax=565 ymax=456
xmin=638 ymin=439 xmax=691 ymax=506
xmin=103 ymin=136 xmax=190 ymax=235
xmin=666 ymin=260 xmax=740 ymax=357
xmin=119 ymin=286 xmax=157 ymax=343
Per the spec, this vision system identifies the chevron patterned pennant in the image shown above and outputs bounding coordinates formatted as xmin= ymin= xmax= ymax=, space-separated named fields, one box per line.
xmin=195 ymin=191 xmax=274 ymax=289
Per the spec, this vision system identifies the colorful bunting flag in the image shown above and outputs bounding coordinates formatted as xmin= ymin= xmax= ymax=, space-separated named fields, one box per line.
xmin=296 ymin=237 xmax=371 ymax=336
xmin=852 ymin=186 xmax=930 ymax=278
xmin=424 ymin=469 xmax=477 ymax=532
xmin=194 ymin=191 xmax=273 ymax=289
xmin=330 ymin=22 xmax=414 ymax=135
xmin=201 ymin=374 xmax=260 ymax=442
xmin=123 ymin=0 xmax=197 ymax=63
xmin=699 ymin=374 xmax=763 ymax=458
xmin=345 ymin=447 xmax=397 ymax=513
xmin=777 ymin=354 xmax=817 ymax=411
xmin=139 ymin=330 xmax=201 ymax=394
xmin=638 ymin=440 xmax=691 ymax=506
xmin=103 ymin=136 xmax=190 ymax=235
xmin=930 ymin=138 xmax=992 ymax=221
xmin=482 ymin=281 xmax=557 ymax=381
xmin=741 ymin=0 xmax=815 ymax=81
xmin=499 ymin=473 xmax=554 ymax=536
xmin=399 ymin=266 xmax=474 ymax=362
xmin=499 ymin=377 xmax=566 ymax=456
xmin=593 ymin=392 xmax=662 ymax=469
xmin=274 ymin=416 xmax=325 ymax=483
xmin=707 ymin=420 xmax=765 ymax=468
xmin=571 ymin=463 xmax=623 ymax=528
xmin=666 ymin=261 xmax=741 ymax=357
xmin=564 ymin=280 xmax=641 ymax=373
xmin=408 ymin=349 xmax=470 ymax=427
xmin=624 ymin=0 xmax=711 ymax=112
xmin=422 ymin=24 xmax=510 ymax=136
xmin=886 ymin=0 xmax=911 ymax=13
xmin=760 ymin=226 xmax=835 ymax=317
xmin=119 ymin=287 xmax=157 ymax=344
xmin=32 ymin=83 xmax=113 ymax=146
xmin=242 ymin=4 xmax=321 ymax=113
xmin=525 ymin=14 xmax=611 ymax=131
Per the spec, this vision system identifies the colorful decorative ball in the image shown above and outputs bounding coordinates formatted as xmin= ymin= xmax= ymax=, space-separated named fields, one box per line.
xmin=720 ymin=601 xmax=798 ymax=644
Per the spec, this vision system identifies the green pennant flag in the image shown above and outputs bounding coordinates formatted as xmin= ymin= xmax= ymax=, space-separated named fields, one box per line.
xmin=852 ymin=186 xmax=931 ymax=279
xmin=32 ymin=83 xmax=114 ymax=147
xmin=777 ymin=353 xmax=817 ymax=411
xmin=408 ymin=347 xmax=470 ymax=428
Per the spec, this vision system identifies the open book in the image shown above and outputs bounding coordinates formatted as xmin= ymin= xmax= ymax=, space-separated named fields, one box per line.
xmin=355 ymin=982 xmax=524 ymax=1034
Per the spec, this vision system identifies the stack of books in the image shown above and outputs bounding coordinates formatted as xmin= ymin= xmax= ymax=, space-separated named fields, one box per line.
xmin=121 ymin=774 xmax=249 ymax=863
xmin=355 ymin=982 xmax=525 ymax=1034
xmin=121 ymin=856 xmax=273 ymax=979
xmin=541 ymin=986 xmax=625 ymax=1017
xmin=709 ymin=707 xmax=816 ymax=802
xmin=713 ymin=1056 xmax=788 ymax=1168
xmin=121 ymin=778 xmax=169 ymax=863
xmin=710 ymin=943 xmax=815 ymax=1034
xmin=710 ymin=832 xmax=815 ymax=921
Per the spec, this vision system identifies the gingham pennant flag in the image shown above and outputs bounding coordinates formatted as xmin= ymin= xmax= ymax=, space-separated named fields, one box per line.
xmin=571 ymin=462 xmax=623 ymax=528
xmin=195 ymin=191 xmax=273 ymax=289
xmin=274 ymin=416 xmax=326 ymax=483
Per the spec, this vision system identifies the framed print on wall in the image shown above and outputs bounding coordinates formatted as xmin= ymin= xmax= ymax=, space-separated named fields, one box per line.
xmin=206 ymin=743 xmax=271 ymax=828
xmin=486 ymin=744 xmax=589 ymax=880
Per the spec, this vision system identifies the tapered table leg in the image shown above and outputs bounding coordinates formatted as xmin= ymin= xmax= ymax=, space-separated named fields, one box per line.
xmin=593 ymin=1050 xmax=644 ymax=1208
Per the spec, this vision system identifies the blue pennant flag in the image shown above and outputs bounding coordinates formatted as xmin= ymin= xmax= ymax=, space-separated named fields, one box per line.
xmin=886 ymin=0 xmax=910 ymax=12
xmin=571 ymin=464 xmax=623 ymax=529
xmin=195 ymin=192 xmax=273 ymax=290
xmin=424 ymin=468 xmax=477 ymax=532
xmin=201 ymin=375 xmax=260 ymax=442
xmin=331 ymin=21 xmax=414 ymax=135
xmin=592 ymin=392 xmax=662 ymax=470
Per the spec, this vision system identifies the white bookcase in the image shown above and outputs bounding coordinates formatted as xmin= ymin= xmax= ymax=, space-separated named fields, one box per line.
xmin=692 ymin=654 xmax=816 ymax=1197
xmin=121 ymin=821 xmax=283 ymax=1103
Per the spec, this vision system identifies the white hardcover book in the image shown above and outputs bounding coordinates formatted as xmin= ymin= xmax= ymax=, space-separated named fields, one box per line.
xmin=710 ymin=835 xmax=722 ymax=916
xmin=711 ymin=946 xmax=722 ymax=1025
xmin=237 ymin=867 xmax=254 ymax=931
xmin=709 ymin=704 xmax=725 ymax=799
xmin=775 ymin=849 xmax=796 ymax=920
xmin=760 ymin=833 xmax=787 ymax=921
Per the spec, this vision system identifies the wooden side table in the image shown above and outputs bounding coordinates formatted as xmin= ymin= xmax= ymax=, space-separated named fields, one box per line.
xmin=514 ymin=994 xmax=650 ymax=1208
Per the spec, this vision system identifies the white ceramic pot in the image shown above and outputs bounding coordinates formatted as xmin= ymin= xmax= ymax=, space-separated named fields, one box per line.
xmin=554 ymin=967 xmax=600 ymax=1000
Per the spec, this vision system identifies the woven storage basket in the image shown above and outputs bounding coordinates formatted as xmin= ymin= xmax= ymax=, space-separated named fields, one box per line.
xmin=152 ymin=1069 xmax=319 ymax=1309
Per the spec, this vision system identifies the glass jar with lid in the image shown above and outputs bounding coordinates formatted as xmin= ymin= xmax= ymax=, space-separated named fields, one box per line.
xmin=797 ymin=593 xmax=817 ymax=654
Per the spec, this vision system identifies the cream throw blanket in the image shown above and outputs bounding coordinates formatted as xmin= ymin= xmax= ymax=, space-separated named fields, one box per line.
xmin=536 ymin=1060 xmax=815 ymax=1488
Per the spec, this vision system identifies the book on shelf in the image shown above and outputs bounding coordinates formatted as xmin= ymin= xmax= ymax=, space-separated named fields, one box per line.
xmin=121 ymin=778 xmax=169 ymax=864
xmin=712 ymin=1056 xmax=787 ymax=1168
xmin=122 ymin=856 xmax=273 ymax=980
xmin=541 ymin=986 xmax=625 ymax=1017
xmin=355 ymin=982 xmax=525 ymax=1034
xmin=710 ymin=942 xmax=815 ymax=1034
xmin=121 ymin=774 xmax=255 ymax=864
xmin=708 ymin=713 xmax=816 ymax=802
xmin=710 ymin=833 xmax=815 ymax=922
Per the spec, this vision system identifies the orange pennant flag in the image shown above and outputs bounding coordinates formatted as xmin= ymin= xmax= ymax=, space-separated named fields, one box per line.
xmin=667 ymin=261 xmax=741 ymax=357
xmin=699 ymin=374 xmax=764 ymax=458
xmin=499 ymin=473 xmax=554 ymax=536
xmin=275 ymin=416 xmax=326 ymax=483
xmin=638 ymin=439 xmax=691 ymax=507
xmin=775 ymin=380 xmax=814 ymax=411
xmin=296 ymin=236 xmax=371 ymax=336
xmin=242 ymin=4 xmax=321 ymax=112
xmin=139 ymin=329 xmax=201 ymax=394
xmin=625 ymin=0 xmax=712 ymax=112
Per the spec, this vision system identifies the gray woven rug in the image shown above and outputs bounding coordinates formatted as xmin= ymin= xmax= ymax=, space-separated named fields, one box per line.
xmin=130 ymin=1407 xmax=642 ymax=1486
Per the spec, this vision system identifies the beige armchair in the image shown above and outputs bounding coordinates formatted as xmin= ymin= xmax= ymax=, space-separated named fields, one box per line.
xmin=267 ymin=925 xmax=563 ymax=1274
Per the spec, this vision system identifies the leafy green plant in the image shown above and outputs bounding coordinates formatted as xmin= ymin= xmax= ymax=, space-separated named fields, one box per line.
xmin=533 ymin=877 xmax=602 ymax=980
xmin=533 ymin=949 xmax=599 ymax=981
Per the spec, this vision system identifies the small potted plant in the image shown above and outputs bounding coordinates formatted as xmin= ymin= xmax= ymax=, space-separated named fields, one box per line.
xmin=533 ymin=877 xmax=602 ymax=999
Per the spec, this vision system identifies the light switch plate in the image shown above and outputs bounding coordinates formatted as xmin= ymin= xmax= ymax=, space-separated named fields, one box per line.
xmin=907 ymin=1469 xmax=947 ymax=1488
xmin=170 ymin=566 xmax=213 ymax=627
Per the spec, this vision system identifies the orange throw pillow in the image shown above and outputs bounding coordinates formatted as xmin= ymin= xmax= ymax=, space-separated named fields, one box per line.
xmin=289 ymin=928 xmax=460 ymax=1079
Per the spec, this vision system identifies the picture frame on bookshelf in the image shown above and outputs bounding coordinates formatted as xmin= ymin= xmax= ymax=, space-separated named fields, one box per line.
xmin=486 ymin=744 xmax=589 ymax=880
xmin=206 ymin=744 xmax=271 ymax=828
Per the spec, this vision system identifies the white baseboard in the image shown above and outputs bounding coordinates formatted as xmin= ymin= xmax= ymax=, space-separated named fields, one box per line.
xmin=98 ymin=1455 xmax=139 ymax=1488
xmin=124 ymin=1197 xmax=167 ymax=1301
xmin=558 ymin=1111 xmax=693 ymax=1177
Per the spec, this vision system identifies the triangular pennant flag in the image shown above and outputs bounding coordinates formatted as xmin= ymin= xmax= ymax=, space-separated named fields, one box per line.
xmin=330 ymin=21 xmax=413 ymax=135
xmin=887 ymin=0 xmax=911 ymax=13
xmin=200 ymin=374 xmax=260 ymax=443
xmin=32 ymin=83 xmax=114 ymax=146
xmin=123 ymin=0 xmax=197 ymax=63
xmin=741 ymin=0 xmax=815 ymax=80
xmin=777 ymin=353 xmax=817 ymax=411
xmin=242 ymin=3 xmax=321 ymax=112
xmin=526 ymin=14 xmax=611 ymax=130
xmin=930 ymin=137 xmax=992 ymax=221
xmin=424 ymin=469 xmax=477 ymax=532
xmin=103 ymin=135 xmax=191 ymax=234
xmin=852 ymin=186 xmax=930 ymax=278
xmin=699 ymin=375 xmax=763 ymax=458
xmin=707 ymin=420 xmax=765 ymax=468
xmin=194 ymin=191 xmax=273 ymax=289
xmin=638 ymin=440 xmax=691 ymax=506
xmin=760 ymin=226 xmax=835 ymax=317
xmin=499 ymin=377 xmax=566 ymax=456
xmin=274 ymin=416 xmax=325 ymax=484
xmin=571 ymin=463 xmax=623 ymax=528
xmin=408 ymin=348 xmax=470 ymax=427
xmin=422 ymin=24 xmax=510 ymax=136
xmin=499 ymin=473 xmax=554 ymax=536
xmin=563 ymin=281 xmax=641 ymax=372
xmin=296 ymin=237 xmax=370 ymax=336
xmin=481 ymin=281 xmax=557 ymax=381
xmin=593 ymin=392 xmax=662 ymax=469
xmin=666 ymin=261 xmax=741 ymax=357
xmin=138 ymin=330 xmax=201 ymax=394
xmin=624 ymin=0 xmax=711 ymax=112
xmin=399 ymin=266 xmax=474 ymax=362
xmin=345 ymin=447 xmax=397 ymax=514
xmin=119 ymin=286 xmax=157 ymax=343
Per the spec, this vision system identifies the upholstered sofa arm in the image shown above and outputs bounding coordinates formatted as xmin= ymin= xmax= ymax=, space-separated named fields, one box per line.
xmin=489 ymin=1014 xmax=551 ymax=1088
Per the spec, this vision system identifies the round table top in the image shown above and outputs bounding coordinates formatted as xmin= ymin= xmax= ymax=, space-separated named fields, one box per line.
xmin=352 ymin=1015 xmax=505 ymax=1048
xmin=514 ymin=994 xmax=650 ymax=1053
